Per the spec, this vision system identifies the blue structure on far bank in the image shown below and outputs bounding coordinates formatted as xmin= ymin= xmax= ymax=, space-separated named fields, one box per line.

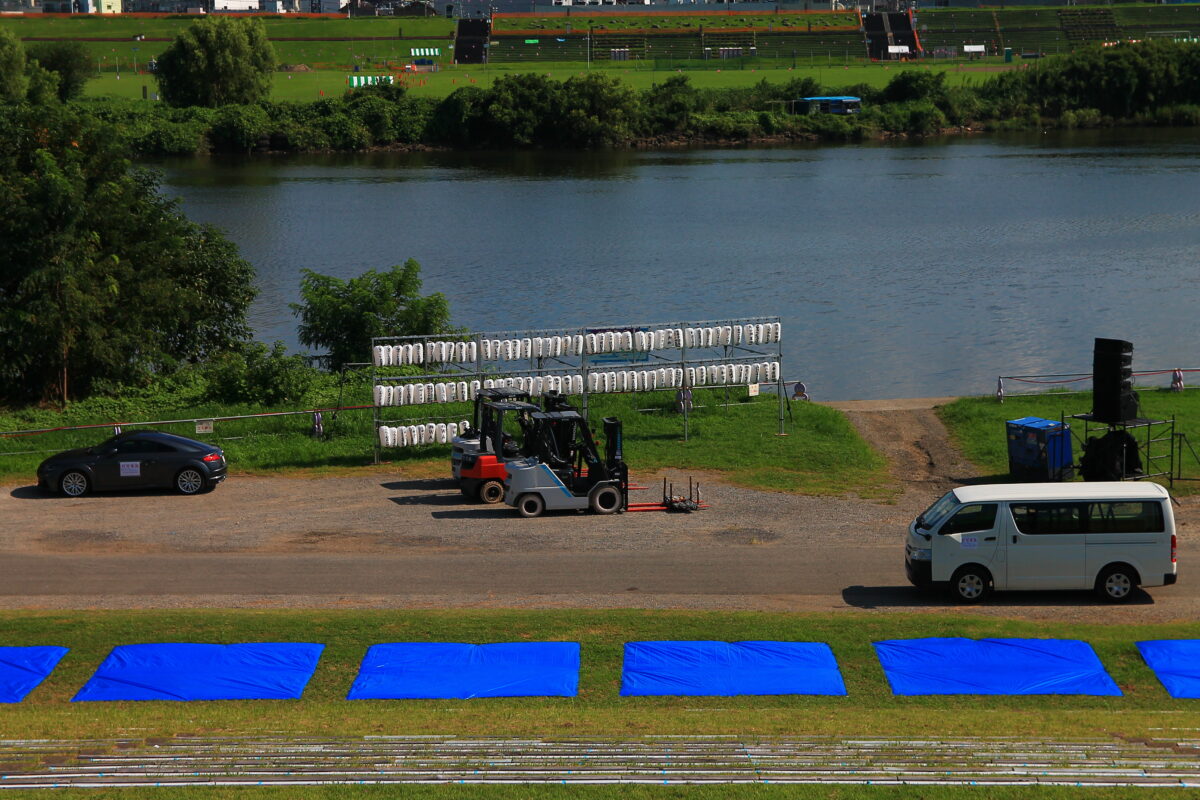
xmin=1006 ymin=416 xmax=1074 ymax=482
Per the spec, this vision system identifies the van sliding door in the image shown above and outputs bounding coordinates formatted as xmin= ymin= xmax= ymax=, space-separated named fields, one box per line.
xmin=1007 ymin=502 xmax=1087 ymax=590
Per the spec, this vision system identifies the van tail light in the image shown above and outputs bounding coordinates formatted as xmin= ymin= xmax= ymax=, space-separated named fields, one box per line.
xmin=1172 ymin=533 xmax=1177 ymax=563
xmin=202 ymin=452 xmax=223 ymax=463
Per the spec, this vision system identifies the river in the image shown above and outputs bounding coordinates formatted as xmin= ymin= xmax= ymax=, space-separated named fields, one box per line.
xmin=157 ymin=128 xmax=1200 ymax=401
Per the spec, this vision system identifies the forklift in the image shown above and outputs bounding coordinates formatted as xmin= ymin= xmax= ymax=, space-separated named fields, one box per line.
xmin=451 ymin=388 xmax=574 ymax=503
xmin=503 ymin=411 xmax=629 ymax=518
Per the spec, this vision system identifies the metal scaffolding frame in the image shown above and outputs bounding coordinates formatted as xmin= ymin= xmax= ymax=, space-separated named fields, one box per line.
xmin=1067 ymin=412 xmax=1178 ymax=487
xmin=370 ymin=315 xmax=785 ymax=462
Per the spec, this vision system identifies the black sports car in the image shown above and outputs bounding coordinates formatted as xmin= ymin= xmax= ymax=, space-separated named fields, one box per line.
xmin=37 ymin=430 xmax=227 ymax=497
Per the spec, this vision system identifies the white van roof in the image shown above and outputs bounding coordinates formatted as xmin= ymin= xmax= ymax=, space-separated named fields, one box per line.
xmin=953 ymin=482 xmax=1169 ymax=504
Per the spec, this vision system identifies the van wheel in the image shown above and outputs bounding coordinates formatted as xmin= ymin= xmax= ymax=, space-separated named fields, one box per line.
xmin=589 ymin=485 xmax=622 ymax=515
xmin=1095 ymin=564 xmax=1138 ymax=603
xmin=479 ymin=480 xmax=505 ymax=504
xmin=950 ymin=566 xmax=992 ymax=604
xmin=516 ymin=493 xmax=545 ymax=519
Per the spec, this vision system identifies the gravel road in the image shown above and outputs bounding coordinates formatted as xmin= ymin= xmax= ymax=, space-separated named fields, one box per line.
xmin=3 ymin=401 xmax=1195 ymax=621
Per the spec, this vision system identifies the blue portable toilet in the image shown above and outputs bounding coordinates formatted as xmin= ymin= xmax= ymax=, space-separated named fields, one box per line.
xmin=1006 ymin=417 xmax=1074 ymax=482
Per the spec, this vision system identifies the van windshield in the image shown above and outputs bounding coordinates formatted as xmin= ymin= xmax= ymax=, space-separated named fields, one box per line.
xmin=917 ymin=491 xmax=959 ymax=530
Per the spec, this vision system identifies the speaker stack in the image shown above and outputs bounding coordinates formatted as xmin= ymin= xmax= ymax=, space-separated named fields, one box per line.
xmin=1092 ymin=338 xmax=1139 ymax=424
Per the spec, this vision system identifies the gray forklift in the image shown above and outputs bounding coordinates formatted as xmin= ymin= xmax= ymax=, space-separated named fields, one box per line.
xmin=451 ymin=388 xmax=573 ymax=503
xmin=503 ymin=411 xmax=628 ymax=518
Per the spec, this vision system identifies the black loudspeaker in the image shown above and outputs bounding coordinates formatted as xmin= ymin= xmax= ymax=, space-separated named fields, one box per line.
xmin=1092 ymin=338 xmax=1139 ymax=424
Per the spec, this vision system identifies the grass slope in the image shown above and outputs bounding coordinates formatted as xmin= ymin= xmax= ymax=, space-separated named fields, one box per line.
xmin=938 ymin=387 xmax=1200 ymax=490
xmin=0 ymin=609 xmax=1196 ymax=741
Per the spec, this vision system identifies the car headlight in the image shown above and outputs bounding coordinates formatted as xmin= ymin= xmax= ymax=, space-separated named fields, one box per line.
xmin=908 ymin=548 xmax=932 ymax=562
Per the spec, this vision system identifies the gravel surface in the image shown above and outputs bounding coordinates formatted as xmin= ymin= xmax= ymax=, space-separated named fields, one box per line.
xmin=3 ymin=402 xmax=1195 ymax=621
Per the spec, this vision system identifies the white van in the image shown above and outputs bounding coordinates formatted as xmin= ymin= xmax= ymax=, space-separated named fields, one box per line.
xmin=906 ymin=482 xmax=1177 ymax=603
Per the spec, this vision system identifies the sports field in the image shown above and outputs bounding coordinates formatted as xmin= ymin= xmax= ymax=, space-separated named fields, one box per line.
xmin=83 ymin=61 xmax=1001 ymax=101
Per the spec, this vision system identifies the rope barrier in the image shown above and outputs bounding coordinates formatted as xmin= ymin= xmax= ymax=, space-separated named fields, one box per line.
xmin=0 ymin=405 xmax=376 ymax=439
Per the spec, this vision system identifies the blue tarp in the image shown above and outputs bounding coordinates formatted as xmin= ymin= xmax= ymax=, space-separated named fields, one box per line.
xmin=72 ymin=643 xmax=324 ymax=702
xmin=0 ymin=646 xmax=69 ymax=703
xmin=874 ymin=638 xmax=1121 ymax=696
xmin=347 ymin=642 xmax=580 ymax=699
xmin=620 ymin=641 xmax=847 ymax=697
xmin=1137 ymin=640 xmax=1200 ymax=699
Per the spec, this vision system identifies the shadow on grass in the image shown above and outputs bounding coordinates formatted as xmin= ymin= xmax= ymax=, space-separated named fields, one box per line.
xmin=842 ymin=584 xmax=1153 ymax=609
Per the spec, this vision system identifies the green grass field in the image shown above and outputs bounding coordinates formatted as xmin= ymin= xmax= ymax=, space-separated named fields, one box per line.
xmin=938 ymin=387 xmax=1200 ymax=490
xmin=80 ymin=61 xmax=997 ymax=101
xmin=0 ymin=390 xmax=891 ymax=498
xmin=1 ymin=608 xmax=1197 ymax=742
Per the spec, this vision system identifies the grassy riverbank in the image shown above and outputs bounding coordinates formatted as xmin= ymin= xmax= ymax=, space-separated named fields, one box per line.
xmin=0 ymin=388 xmax=890 ymax=498
xmin=938 ymin=388 xmax=1200 ymax=490
xmin=0 ymin=609 xmax=1195 ymax=741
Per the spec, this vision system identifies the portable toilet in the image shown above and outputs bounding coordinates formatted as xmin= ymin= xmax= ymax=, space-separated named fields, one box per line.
xmin=1006 ymin=417 xmax=1074 ymax=482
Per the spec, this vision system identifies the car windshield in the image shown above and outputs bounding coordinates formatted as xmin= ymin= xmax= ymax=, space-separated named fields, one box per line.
xmin=916 ymin=491 xmax=960 ymax=530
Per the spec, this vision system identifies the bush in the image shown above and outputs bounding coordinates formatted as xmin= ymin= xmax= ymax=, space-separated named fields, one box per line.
xmin=201 ymin=341 xmax=317 ymax=405
xmin=208 ymin=104 xmax=270 ymax=152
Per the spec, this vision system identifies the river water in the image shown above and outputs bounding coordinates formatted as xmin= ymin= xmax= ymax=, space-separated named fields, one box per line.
xmin=157 ymin=129 xmax=1200 ymax=401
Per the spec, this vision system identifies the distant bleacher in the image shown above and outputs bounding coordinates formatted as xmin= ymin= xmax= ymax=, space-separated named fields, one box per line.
xmin=1057 ymin=7 xmax=1121 ymax=44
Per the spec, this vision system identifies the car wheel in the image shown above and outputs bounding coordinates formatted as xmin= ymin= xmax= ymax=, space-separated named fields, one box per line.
xmin=516 ymin=493 xmax=545 ymax=519
xmin=950 ymin=565 xmax=992 ymax=604
xmin=479 ymin=480 xmax=505 ymax=504
xmin=589 ymin=485 xmax=622 ymax=515
xmin=59 ymin=471 xmax=90 ymax=498
xmin=175 ymin=468 xmax=206 ymax=495
xmin=1095 ymin=564 xmax=1137 ymax=603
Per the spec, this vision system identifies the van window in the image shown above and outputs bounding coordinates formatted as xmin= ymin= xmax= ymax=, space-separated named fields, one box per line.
xmin=1010 ymin=503 xmax=1086 ymax=535
xmin=1086 ymin=501 xmax=1165 ymax=533
xmin=939 ymin=503 xmax=998 ymax=535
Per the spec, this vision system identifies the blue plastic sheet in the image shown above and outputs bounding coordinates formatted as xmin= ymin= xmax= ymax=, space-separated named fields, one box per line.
xmin=347 ymin=642 xmax=580 ymax=699
xmin=874 ymin=638 xmax=1121 ymax=696
xmin=72 ymin=643 xmax=324 ymax=702
xmin=0 ymin=646 xmax=69 ymax=703
xmin=1137 ymin=640 xmax=1200 ymax=699
xmin=620 ymin=641 xmax=846 ymax=697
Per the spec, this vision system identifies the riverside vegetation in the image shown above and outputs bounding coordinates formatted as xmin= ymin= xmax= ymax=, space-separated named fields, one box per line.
xmin=81 ymin=40 xmax=1200 ymax=153
xmin=4 ymin=17 xmax=1200 ymax=153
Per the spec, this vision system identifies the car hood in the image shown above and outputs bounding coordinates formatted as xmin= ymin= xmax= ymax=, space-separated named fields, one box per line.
xmin=39 ymin=447 xmax=94 ymax=467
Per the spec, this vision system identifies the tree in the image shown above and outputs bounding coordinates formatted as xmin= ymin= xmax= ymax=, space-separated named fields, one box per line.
xmin=26 ymin=41 xmax=93 ymax=101
xmin=0 ymin=104 xmax=257 ymax=404
xmin=291 ymin=259 xmax=453 ymax=370
xmin=0 ymin=27 xmax=27 ymax=103
xmin=155 ymin=16 xmax=276 ymax=108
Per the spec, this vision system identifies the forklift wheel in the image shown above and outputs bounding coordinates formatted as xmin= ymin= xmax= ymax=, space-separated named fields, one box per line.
xmin=479 ymin=480 xmax=504 ymax=504
xmin=516 ymin=493 xmax=545 ymax=518
xmin=590 ymin=485 xmax=622 ymax=515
